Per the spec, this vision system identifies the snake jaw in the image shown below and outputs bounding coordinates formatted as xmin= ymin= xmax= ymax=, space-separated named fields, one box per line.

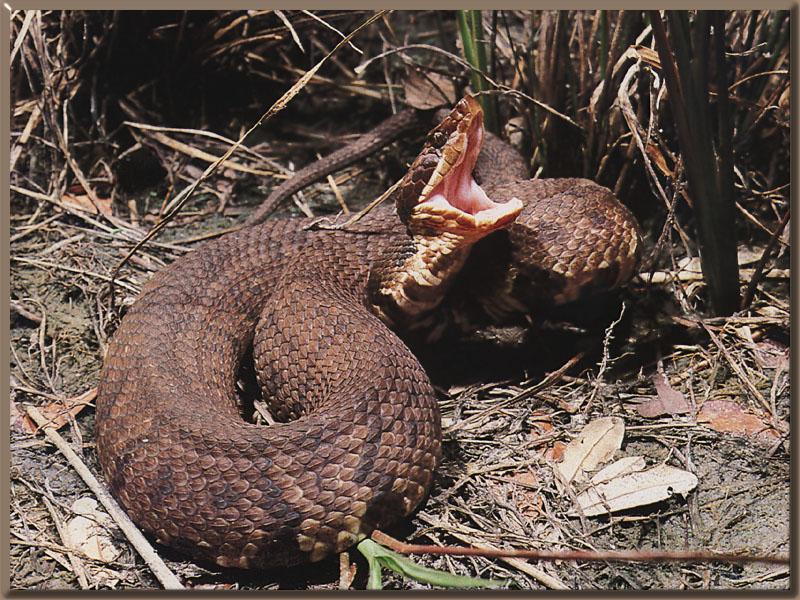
xmin=371 ymin=97 xmax=524 ymax=328
xmin=406 ymin=96 xmax=523 ymax=239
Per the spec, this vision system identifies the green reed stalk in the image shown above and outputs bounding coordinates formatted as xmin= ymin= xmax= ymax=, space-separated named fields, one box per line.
xmin=456 ymin=10 xmax=499 ymax=134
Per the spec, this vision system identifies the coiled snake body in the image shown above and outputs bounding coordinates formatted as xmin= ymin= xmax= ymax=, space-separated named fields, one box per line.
xmin=96 ymin=97 xmax=641 ymax=569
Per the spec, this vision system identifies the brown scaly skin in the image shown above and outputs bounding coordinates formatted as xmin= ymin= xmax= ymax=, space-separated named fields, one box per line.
xmin=243 ymin=99 xmax=640 ymax=322
xmin=469 ymin=178 xmax=641 ymax=322
xmin=244 ymin=108 xmax=425 ymax=226
xmin=97 ymin=213 xmax=443 ymax=569
xmin=95 ymin=97 xmax=641 ymax=570
xmin=244 ymin=104 xmax=530 ymax=224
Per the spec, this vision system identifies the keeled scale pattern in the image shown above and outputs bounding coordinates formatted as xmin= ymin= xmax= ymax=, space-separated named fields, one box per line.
xmin=95 ymin=163 xmax=641 ymax=571
xmin=467 ymin=177 xmax=642 ymax=318
xmin=96 ymin=215 xmax=442 ymax=569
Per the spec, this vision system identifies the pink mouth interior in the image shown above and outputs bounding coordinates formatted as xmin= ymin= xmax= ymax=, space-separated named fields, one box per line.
xmin=422 ymin=119 xmax=520 ymax=224
xmin=428 ymin=124 xmax=492 ymax=213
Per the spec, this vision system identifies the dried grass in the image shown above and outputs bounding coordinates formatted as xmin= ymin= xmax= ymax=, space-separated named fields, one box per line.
xmin=9 ymin=10 xmax=790 ymax=590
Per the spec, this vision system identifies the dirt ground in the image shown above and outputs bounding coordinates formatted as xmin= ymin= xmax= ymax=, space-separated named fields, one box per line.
xmin=10 ymin=183 xmax=790 ymax=590
xmin=9 ymin=9 xmax=790 ymax=591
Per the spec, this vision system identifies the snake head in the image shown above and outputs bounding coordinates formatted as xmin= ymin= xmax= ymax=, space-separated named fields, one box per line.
xmin=369 ymin=97 xmax=525 ymax=328
xmin=395 ymin=95 xmax=523 ymax=240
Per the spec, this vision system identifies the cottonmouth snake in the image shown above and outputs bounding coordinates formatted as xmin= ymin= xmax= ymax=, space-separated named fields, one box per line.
xmin=96 ymin=97 xmax=641 ymax=569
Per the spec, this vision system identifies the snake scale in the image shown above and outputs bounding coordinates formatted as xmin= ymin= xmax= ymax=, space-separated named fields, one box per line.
xmin=96 ymin=97 xmax=641 ymax=569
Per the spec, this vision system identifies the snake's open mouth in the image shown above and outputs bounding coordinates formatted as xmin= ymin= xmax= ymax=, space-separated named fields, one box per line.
xmin=412 ymin=96 xmax=523 ymax=235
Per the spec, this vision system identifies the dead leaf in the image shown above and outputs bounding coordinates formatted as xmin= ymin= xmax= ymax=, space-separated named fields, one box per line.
xmin=10 ymin=399 xmax=26 ymax=433
xmin=588 ymin=80 xmax=604 ymax=118
xmin=737 ymin=246 xmax=765 ymax=266
xmin=753 ymin=339 xmax=790 ymax=370
xmin=505 ymin=116 xmax=526 ymax=149
xmin=637 ymin=373 xmax=691 ymax=418
xmin=755 ymin=305 xmax=788 ymax=319
xmin=778 ymin=84 xmax=790 ymax=111
xmin=547 ymin=441 xmax=567 ymax=462
xmin=590 ymin=456 xmax=647 ymax=485
xmin=511 ymin=472 xmax=542 ymax=518
xmin=698 ymin=400 xmax=782 ymax=443
xmin=644 ymin=143 xmax=673 ymax=177
xmin=65 ymin=498 xmax=121 ymax=587
xmin=512 ymin=472 xmax=539 ymax=487
xmin=677 ymin=256 xmax=703 ymax=274
xmin=557 ymin=417 xmax=625 ymax=483
xmin=66 ymin=498 xmax=119 ymax=562
xmin=23 ymin=388 xmax=96 ymax=435
xmin=633 ymin=45 xmax=661 ymax=70
xmin=191 ymin=584 xmax=238 ymax=590
xmin=61 ymin=193 xmax=113 ymax=217
xmin=183 ymin=164 xmax=204 ymax=180
xmin=403 ymin=70 xmax=456 ymax=110
xmin=572 ymin=464 xmax=698 ymax=517
xmin=529 ymin=410 xmax=555 ymax=437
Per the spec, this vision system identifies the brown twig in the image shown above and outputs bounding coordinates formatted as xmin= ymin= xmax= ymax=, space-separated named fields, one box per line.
xmin=26 ymin=406 xmax=184 ymax=590
xmin=41 ymin=496 xmax=90 ymax=589
xmin=740 ymin=209 xmax=791 ymax=310
xmin=415 ymin=514 xmax=568 ymax=589
xmin=371 ymin=530 xmax=788 ymax=566
xmin=699 ymin=322 xmax=775 ymax=420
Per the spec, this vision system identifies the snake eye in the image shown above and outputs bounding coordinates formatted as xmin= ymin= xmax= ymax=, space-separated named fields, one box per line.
xmin=431 ymin=131 xmax=447 ymax=147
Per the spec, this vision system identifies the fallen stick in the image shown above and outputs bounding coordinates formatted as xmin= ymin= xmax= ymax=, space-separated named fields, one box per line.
xmin=372 ymin=530 xmax=789 ymax=566
xmin=26 ymin=406 xmax=184 ymax=590
xmin=639 ymin=267 xmax=789 ymax=284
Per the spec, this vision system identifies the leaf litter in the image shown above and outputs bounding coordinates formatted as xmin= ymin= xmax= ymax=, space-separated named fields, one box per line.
xmin=9 ymin=9 xmax=789 ymax=591
xmin=556 ymin=417 xmax=698 ymax=517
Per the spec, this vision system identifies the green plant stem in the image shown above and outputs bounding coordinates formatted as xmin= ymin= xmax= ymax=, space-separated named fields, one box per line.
xmin=357 ymin=538 xmax=506 ymax=590
xmin=456 ymin=10 xmax=499 ymax=134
